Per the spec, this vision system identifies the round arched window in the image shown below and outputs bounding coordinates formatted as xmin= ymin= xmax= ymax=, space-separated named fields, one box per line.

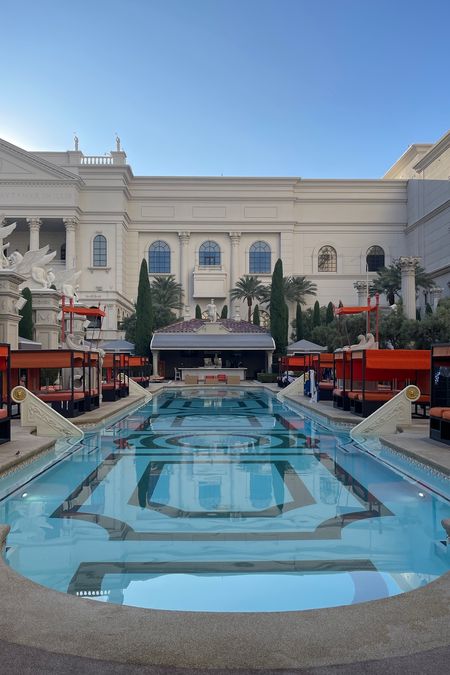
xmin=199 ymin=241 xmax=221 ymax=266
xmin=318 ymin=246 xmax=337 ymax=272
xmin=93 ymin=235 xmax=107 ymax=267
xmin=366 ymin=246 xmax=385 ymax=272
xmin=149 ymin=241 xmax=170 ymax=273
xmin=249 ymin=241 xmax=271 ymax=273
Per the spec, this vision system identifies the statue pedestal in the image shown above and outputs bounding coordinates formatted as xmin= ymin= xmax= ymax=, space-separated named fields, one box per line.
xmin=0 ymin=270 xmax=26 ymax=349
xmin=31 ymin=289 xmax=61 ymax=349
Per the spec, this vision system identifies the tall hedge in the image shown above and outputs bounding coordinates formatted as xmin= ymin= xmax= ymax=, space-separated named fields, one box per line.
xmin=295 ymin=303 xmax=303 ymax=341
xmin=195 ymin=304 xmax=202 ymax=319
xmin=253 ymin=304 xmax=260 ymax=326
xmin=19 ymin=287 xmax=33 ymax=340
xmin=221 ymin=304 xmax=228 ymax=319
xmin=135 ymin=259 xmax=153 ymax=356
xmin=270 ymin=259 xmax=288 ymax=354
xmin=326 ymin=301 xmax=334 ymax=324
xmin=313 ymin=300 xmax=321 ymax=327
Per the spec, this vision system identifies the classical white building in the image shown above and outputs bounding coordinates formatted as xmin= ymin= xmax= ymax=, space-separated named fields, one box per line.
xmin=0 ymin=130 xmax=448 ymax=341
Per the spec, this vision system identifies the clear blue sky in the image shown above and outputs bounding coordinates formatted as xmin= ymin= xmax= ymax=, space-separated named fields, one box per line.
xmin=1 ymin=0 xmax=449 ymax=177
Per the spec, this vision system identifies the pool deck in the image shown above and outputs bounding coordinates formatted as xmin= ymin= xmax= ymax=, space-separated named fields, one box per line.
xmin=0 ymin=381 xmax=449 ymax=672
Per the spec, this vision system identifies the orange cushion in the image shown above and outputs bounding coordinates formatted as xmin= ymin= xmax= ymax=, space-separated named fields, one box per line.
xmin=429 ymin=407 xmax=450 ymax=418
xmin=348 ymin=392 xmax=359 ymax=400
xmin=38 ymin=392 xmax=85 ymax=401
xmin=358 ymin=392 xmax=395 ymax=402
xmin=442 ymin=410 xmax=450 ymax=421
xmin=0 ymin=408 xmax=8 ymax=419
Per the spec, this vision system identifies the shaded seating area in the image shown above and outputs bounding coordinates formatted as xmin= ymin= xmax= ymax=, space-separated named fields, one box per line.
xmin=0 ymin=344 xmax=11 ymax=444
xmin=312 ymin=353 xmax=334 ymax=401
xmin=102 ymin=353 xmax=130 ymax=401
xmin=11 ymin=349 xmax=89 ymax=418
xmin=129 ymin=356 xmax=151 ymax=388
xmin=333 ymin=351 xmax=351 ymax=410
xmin=429 ymin=344 xmax=450 ymax=445
xmin=345 ymin=350 xmax=430 ymax=418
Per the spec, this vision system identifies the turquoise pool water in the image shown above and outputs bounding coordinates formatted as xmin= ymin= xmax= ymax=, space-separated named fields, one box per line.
xmin=1 ymin=388 xmax=449 ymax=612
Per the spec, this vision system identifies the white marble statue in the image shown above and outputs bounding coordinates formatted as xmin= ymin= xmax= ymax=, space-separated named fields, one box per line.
xmin=207 ymin=298 xmax=217 ymax=322
xmin=0 ymin=217 xmax=17 ymax=268
xmin=53 ymin=269 xmax=83 ymax=300
xmin=8 ymin=246 xmax=57 ymax=290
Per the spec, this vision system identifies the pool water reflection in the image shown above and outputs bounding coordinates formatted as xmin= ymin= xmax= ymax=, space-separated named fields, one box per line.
xmin=1 ymin=388 xmax=449 ymax=612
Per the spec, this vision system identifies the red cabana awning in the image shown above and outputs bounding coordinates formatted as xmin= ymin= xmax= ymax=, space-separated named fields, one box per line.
xmin=334 ymin=305 xmax=377 ymax=315
xmin=63 ymin=306 xmax=106 ymax=317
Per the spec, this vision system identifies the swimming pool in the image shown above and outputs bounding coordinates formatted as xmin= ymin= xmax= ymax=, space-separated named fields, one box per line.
xmin=1 ymin=388 xmax=449 ymax=612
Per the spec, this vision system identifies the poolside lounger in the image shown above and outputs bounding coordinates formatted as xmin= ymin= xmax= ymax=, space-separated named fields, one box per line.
xmin=217 ymin=373 xmax=228 ymax=383
xmin=184 ymin=374 xmax=198 ymax=385
xmin=429 ymin=407 xmax=450 ymax=445
xmin=204 ymin=375 xmax=218 ymax=385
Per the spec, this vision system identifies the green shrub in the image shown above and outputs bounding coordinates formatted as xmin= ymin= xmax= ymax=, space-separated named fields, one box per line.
xmin=256 ymin=373 xmax=278 ymax=383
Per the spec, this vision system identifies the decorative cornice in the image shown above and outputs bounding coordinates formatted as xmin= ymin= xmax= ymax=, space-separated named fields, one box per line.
xmin=413 ymin=130 xmax=450 ymax=172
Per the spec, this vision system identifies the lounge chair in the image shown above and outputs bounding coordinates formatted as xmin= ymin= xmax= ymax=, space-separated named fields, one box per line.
xmin=204 ymin=375 xmax=218 ymax=385
xmin=227 ymin=375 xmax=241 ymax=385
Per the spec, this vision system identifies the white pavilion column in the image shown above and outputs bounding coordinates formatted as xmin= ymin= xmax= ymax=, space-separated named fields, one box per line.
xmin=152 ymin=350 xmax=159 ymax=377
xmin=178 ymin=232 xmax=190 ymax=311
xmin=27 ymin=217 xmax=42 ymax=251
xmin=398 ymin=256 xmax=420 ymax=319
xmin=266 ymin=351 xmax=273 ymax=373
xmin=229 ymin=231 xmax=241 ymax=314
xmin=353 ymin=281 xmax=368 ymax=306
xmin=63 ymin=217 xmax=78 ymax=270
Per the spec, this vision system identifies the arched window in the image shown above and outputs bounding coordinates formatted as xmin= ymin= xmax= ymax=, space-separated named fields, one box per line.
xmin=249 ymin=241 xmax=271 ymax=273
xmin=366 ymin=246 xmax=385 ymax=272
xmin=318 ymin=246 xmax=337 ymax=272
xmin=93 ymin=234 xmax=107 ymax=267
xmin=149 ymin=240 xmax=170 ymax=273
xmin=199 ymin=240 xmax=221 ymax=266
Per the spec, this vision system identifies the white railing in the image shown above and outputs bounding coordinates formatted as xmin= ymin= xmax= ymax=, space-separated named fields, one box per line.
xmin=350 ymin=385 xmax=421 ymax=439
xmin=11 ymin=386 xmax=84 ymax=440
xmin=277 ymin=374 xmax=305 ymax=401
xmin=81 ymin=156 xmax=114 ymax=165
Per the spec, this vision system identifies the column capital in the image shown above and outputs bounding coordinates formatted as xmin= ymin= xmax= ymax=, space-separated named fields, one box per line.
xmin=398 ymin=256 xmax=420 ymax=272
xmin=353 ymin=281 xmax=368 ymax=292
xmin=178 ymin=231 xmax=190 ymax=243
xmin=63 ymin=217 xmax=78 ymax=231
xmin=26 ymin=217 xmax=42 ymax=231
xmin=229 ymin=231 xmax=241 ymax=243
xmin=429 ymin=287 xmax=443 ymax=297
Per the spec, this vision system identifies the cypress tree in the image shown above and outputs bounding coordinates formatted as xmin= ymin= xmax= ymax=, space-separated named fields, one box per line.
xmin=253 ymin=304 xmax=260 ymax=326
xmin=326 ymin=301 xmax=334 ymax=324
xmin=221 ymin=304 xmax=228 ymax=319
xmin=295 ymin=303 xmax=303 ymax=341
xmin=425 ymin=302 xmax=433 ymax=316
xmin=134 ymin=259 xmax=153 ymax=356
xmin=19 ymin=287 xmax=33 ymax=340
xmin=195 ymin=304 xmax=202 ymax=319
xmin=270 ymin=259 xmax=288 ymax=354
xmin=313 ymin=300 xmax=321 ymax=327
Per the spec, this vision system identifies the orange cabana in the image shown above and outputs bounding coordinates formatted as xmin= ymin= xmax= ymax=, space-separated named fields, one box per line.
xmin=311 ymin=353 xmax=335 ymax=400
xmin=0 ymin=344 xmax=11 ymax=443
xmin=129 ymin=356 xmax=151 ymax=388
xmin=11 ymin=349 xmax=89 ymax=418
xmin=102 ymin=353 xmax=130 ymax=402
xmin=429 ymin=344 xmax=450 ymax=445
xmin=333 ymin=351 xmax=352 ymax=410
xmin=348 ymin=349 xmax=431 ymax=417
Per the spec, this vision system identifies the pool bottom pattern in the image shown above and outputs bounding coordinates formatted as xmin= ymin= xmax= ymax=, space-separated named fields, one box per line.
xmin=1 ymin=389 xmax=449 ymax=612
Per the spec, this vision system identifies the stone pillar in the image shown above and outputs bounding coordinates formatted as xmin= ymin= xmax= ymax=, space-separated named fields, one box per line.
xmin=353 ymin=281 xmax=368 ymax=306
xmin=0 ymin=270 xmax=26 ymax=349
xmin=152 ymin=349 xmax=159 ymax=376
xmin=178 ymin=232 xmax=190 ymax=309
xmin=398 ymin=257 xmax=420 ymax=320
xmin=229 ymin=232 xmax=241 ymax=314
xmin=63 ymin=218 xmax=78 ymax=270
xmin=430 ymin=287 xmax=443 ymax=311
xmin=31 ymin=289 xmax=61 ymax=349
xmin=27 ymin=218 xmax=42 ymax=251
xmin=266 ymin=351 xmax=273 ymax=374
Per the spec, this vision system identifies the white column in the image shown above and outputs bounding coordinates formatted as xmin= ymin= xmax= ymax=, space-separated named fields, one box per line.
xmin=178 ymin=232 xmax=190 ymax=309
xmin=27 ymin=217 xmax=42 ymax=251
xmin=398 ymin=256 xmax=420 ymax=319
xmin=266 ymin=351 xmax=273 ymax=373
xmin=229 ymin=232 xmax=241 ymax=314
xmin=353 ymin=281 xmax=368 ymax=306
xmin=152 ymin=350 xmax=159 ymax=376
xmin=63 ymin=218 xmax=78 ymax=270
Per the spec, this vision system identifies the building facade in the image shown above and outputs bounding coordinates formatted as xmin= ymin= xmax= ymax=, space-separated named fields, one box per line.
xmin=0 ymin=130 xmax=449 ymax=341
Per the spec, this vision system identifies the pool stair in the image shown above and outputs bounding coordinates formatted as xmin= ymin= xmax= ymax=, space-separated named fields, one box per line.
xmin=277 ymin=374 xmax=305 ymax=401
xmin=350 ymin=385 xmax=421 ymax=439
xmin=11 ymin=386 xmax=84 ymax=440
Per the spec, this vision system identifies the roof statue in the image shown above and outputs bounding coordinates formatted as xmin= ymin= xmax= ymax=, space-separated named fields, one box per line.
xmin=115 ymin=134 xmax=121 ymax=151
xmin=8 ymin=246 xmax=57 ymax=290
xmin=74 ymin=133 xmax=79 ymax=151
xmin=0 ymin=216 xmax=17 ymax=269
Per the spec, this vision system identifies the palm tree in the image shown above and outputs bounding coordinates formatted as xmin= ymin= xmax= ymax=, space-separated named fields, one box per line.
xmin=258 ymin=275 xmax=317 ymax=307
xmin=151 ymin=275 xmax=184 ymax=311
xmin=371 ymin=260 xmax=435 ymax=305
xmin=230 ymin=275 xmax=266 ymax=321
xmin=284 ymin=276 xmax=317 ymax=305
